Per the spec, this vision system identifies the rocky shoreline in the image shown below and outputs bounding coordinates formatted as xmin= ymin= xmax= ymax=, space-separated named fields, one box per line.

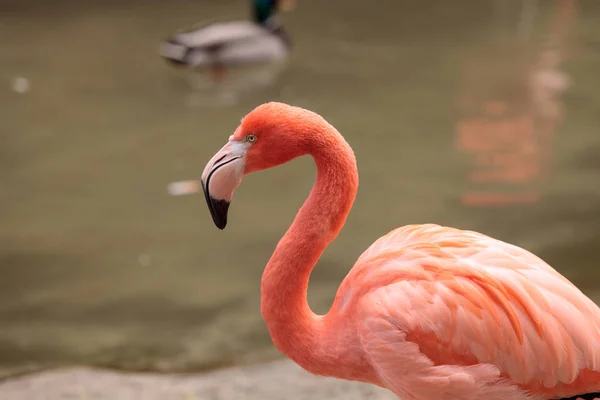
xmin=0 ymin=358 xmax=396 ymax=400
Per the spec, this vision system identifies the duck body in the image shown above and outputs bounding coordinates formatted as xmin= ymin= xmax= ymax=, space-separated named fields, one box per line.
xmin=161 ymin=20 xmax=290 ymax=69
xmin=160 ymin=0 xmax=290 ymax=70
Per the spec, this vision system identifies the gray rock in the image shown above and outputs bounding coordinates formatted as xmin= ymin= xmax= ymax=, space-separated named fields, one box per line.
xmin=0 ymin=359 xmax=397 ymax=400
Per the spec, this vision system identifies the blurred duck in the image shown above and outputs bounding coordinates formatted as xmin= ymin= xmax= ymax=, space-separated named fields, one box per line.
xmin=160 ymin=0 xmax=292 ymax=80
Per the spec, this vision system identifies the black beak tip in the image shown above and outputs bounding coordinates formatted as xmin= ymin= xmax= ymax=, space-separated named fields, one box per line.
xmin=209 ymin=197 xmax=230 ymax=230
xmin=201 ymin=180 xmax=230 ymax=230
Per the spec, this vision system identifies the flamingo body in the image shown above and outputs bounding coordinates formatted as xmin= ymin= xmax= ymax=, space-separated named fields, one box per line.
xmin=335 ymin=224 xmax=600 ymax=399
xmin=198 ymin=102 xmax=600 ymax=400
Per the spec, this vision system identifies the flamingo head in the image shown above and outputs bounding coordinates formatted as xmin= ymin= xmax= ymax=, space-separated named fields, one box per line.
xmin=200 ymin=102 xmax=313 ymax=229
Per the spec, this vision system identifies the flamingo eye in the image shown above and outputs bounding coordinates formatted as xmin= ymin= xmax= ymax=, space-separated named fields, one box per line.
xmin=245 ymin=134 xmax=257 ymax=143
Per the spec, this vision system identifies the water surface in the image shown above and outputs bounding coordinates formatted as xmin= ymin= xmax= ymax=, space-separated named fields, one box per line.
xmin=1 ymin=0 xmax=600 ymax=377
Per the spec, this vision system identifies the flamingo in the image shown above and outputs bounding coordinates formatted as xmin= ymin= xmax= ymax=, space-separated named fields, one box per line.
xmin=198 ymin=102 xmax=600 ymax=400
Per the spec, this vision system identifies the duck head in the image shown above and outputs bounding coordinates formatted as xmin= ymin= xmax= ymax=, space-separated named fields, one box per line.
xmin=253 ymin=0 xmax=287 ymax=25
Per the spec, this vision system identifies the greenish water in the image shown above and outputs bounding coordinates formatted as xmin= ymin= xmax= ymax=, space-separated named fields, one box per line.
xmin=1 ymin=0 xmax=600 ymax=377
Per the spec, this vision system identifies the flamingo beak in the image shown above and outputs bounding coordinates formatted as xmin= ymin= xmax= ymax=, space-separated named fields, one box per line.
xmin=200 ymin=140 xmax=248 ymax=230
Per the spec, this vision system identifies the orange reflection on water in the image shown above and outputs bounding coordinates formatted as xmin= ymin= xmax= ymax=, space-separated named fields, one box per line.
xmin=462 ymin=191 xmax=540 ymax=207
xmin=455 ymin=0 xmax=577 ymax=207
xmin=457 ymin=112 xmax=540 ymax=184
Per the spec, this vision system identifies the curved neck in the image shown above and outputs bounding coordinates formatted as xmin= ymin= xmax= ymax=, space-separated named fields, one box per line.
xmin=260 ymin=129 xmax=359 ymax=374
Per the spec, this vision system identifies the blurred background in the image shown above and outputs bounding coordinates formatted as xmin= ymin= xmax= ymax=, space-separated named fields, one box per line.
xmin=1 ymin=0 xmax=599 ymax=379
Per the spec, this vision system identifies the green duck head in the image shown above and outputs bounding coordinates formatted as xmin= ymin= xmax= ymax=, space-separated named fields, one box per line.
xmin=253 ymin=0 xmax=280 ymax=25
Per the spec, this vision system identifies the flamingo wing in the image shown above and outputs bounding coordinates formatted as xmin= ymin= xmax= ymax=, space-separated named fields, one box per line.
xmin=347 ymin=224 xmax=600 ymax=399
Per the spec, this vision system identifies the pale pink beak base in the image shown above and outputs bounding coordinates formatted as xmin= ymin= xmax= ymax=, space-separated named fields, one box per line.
xmin=200 ymin=141 xmax=247 ymax=229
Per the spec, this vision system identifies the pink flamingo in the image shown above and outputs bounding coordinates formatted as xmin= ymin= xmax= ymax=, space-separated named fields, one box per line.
xmin=199 ymin=102 xmax=600 ymax=400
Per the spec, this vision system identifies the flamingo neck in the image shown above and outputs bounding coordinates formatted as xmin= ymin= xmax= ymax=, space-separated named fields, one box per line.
xmin=260 ymin=130 xmax=359 ymax=374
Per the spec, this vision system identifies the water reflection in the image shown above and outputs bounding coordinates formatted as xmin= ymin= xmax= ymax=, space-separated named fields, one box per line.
xmin=182 ymin=61 xmax=289 ymax=107
xmin=455 ymin=0 xmax=576 ymax=206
